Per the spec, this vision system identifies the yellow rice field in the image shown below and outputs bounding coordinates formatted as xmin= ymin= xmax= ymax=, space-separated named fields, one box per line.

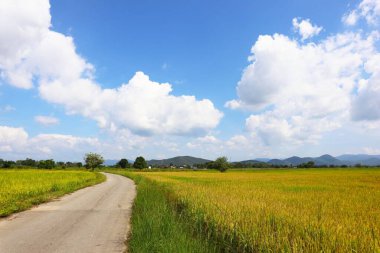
xmin=133 ymin=169 xmax=380 ymax=252
xmin=0 ymin=169 xmax=105 ymax=217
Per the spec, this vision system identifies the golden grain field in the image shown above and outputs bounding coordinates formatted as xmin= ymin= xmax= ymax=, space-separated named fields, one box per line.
xmin=0 ymin=169 xmax=104 ymax=217
xmin=133 ymin=169 xmax=380 ymax=252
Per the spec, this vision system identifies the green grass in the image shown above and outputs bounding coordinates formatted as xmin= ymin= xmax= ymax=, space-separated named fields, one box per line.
xmin=0 ymin=169 xmax=105 ymax=217
xmin=107 ymin=170 xmax=216 ymax=253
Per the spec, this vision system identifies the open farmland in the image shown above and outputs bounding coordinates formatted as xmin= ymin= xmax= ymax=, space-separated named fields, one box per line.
xmin=125 ymin=169 xmax=380 ymax=252
xmin=0 ymin=169 xmax=105 ymax=217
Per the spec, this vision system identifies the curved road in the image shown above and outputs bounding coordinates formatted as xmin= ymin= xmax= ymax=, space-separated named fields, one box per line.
xmin=0 ymin=173 xmax=136 ymax=253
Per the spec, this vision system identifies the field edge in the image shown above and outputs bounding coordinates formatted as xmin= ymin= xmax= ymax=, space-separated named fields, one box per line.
xmin=106 ymin=170 xmax=218 ymax=253
xmin=0 ymin=170 xmax=106 ymax=217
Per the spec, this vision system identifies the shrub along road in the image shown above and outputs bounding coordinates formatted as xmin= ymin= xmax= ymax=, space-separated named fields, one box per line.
xmin=0 ymin=173 xmax=136 ymax=253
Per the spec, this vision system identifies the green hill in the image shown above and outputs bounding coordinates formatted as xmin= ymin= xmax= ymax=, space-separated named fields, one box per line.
xmin=147 ymin=156 xmax=211 ymax=167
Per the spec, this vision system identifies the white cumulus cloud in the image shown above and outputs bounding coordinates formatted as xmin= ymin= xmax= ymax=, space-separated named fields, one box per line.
xmin=0 ymin=125 xmax=100 ymax=160
xmin=0 ymin=0 xmax=222 ymax=137
xmin=343 ymin=0 xmax=380 ymax=26
xmin=29 ymin=134 xmax=100 ymax=156
xmin=35 ymin=115 xmax=60 ymax=126
xmin=225 ymin=135 xmax=251 ymax=149
xmin=292 ymin=18 xmax=322 ymax=40
xmin=0 ymin=126 xmax=28 ymax=152
xmin=39 ymin=72 xmax=223 ymax=136
xmin=362 ymin=147 xmax=380 ymax=155
xmin=0 ymin=0 xmax=51 ymax=89
xmin=227 ymin=12 xmax=380 ymax=146
xmin=186 ymin=135 xmax=221 ymax=148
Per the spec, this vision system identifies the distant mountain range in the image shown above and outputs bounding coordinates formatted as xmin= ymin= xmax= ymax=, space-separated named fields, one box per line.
xmin=147 ymin=156 xmax=211 ymax=166
xmin=239 ymin=159 xmax=265 ymax=164
xmin=104 ymin=156 xmax=211 ymax=167
xmin=336 ymin=154 xmax=380 ymax=161
xmin=104 ymin=159 xmax=119 ymax=166
xmin=244 ymin=154 xmax=380 ymax=166
xmin=267 ymin=155 xmax=343 ymax=166
xmin=104 ymin=154 xmax=380 ymax=167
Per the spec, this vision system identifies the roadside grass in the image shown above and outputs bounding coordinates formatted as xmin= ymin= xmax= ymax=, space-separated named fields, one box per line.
xmin=111 ymin=168 xmax=380 ymax=253
xmin=107 ymin=170 xmax=217 ymax=253
xmin=0 ymin=169 xmax=105 ymax=217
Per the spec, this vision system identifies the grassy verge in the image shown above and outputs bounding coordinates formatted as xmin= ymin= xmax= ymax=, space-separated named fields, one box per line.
xmin=107 ymin=170 xmax=217 ymax=253
xmin=0 ymin=169 xmax=105 ymax=217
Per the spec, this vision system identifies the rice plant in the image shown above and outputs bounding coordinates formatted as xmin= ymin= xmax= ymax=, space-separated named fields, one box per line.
xmin=0 ymin=169 xmax=105 ymax=216
xmin=131 ymin=169 xmax=380 ymax=252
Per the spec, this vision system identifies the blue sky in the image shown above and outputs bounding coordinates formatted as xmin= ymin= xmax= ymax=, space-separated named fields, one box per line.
xmin=49 ymin=0 xmax=350 ymax=137
xmin=1 ymin=0 xmax=380 ymax=161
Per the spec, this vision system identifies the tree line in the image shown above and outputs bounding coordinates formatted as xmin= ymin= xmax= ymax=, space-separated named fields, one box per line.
xmin=0 ymin=154 xmax=149 ymax=170
xmin=0 ymin=154 xmax=235 ymax=173
xmin=8 ymin=154 xmax=354 ymax=172
xmin=2 ymin=154 xmax=367 ymax=171
xmin=0 ymin=158 xmax=83 ymax=169
xmin=109 ymin=156 xmax=148 ymax=170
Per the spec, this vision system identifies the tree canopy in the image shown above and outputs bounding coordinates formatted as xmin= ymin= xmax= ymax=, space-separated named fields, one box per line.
xmin=117 ymin=158 xmax=130 ymax=169
xmin=38 ymin=159 xmax=55 ymax=169
xmin=213 ymin=156 xmax=230 ymax=172
xmin=84 ymin=153 xmax=104 ymax=170
xmin=133 ymin=156 xmax=147 ymax=169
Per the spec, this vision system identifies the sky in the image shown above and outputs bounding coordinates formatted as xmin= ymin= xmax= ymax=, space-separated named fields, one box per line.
xmin=0 ymin=0 xmax=380 ymax=161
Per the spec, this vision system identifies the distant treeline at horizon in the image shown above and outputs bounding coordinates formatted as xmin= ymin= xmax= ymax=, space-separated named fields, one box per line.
xmin=0 ymin=158 xmax=83 ymax=169
xmin=1 ymin=157 xmax=379 ymax=170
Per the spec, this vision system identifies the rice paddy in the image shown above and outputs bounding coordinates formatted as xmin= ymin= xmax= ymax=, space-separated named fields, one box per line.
xmin=0 ymin=169 xmax=105 ymax=217
xmin=129 ymin=168 xmax=380 ymax=252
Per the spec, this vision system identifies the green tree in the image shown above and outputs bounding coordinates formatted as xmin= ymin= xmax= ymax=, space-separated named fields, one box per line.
xmin=38 ymin=159 xmax=56 ymax=169
xmin=214 ymin=156 xmax=230 ymax=172
xmin=298 ymin=161 xmax=315 ymax=168
xmin=16 ymin=158 xmax=37 ymax=167
xmin=23 ymin=158 xmax=37 ymax=167
xmin=57 ymin=161 xmax=65 ymax=168
xmin=133 ymin=156 xmax=147 ymax=169
xmin=84 ymin=153 xmax=104 ymax=170
xmin=117 ymin=158 xmax=130 ymax=169
xmin=2 ymin=160 xmax=15 ymax=168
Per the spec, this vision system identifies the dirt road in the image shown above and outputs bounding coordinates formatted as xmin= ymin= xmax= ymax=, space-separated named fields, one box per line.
xmin=0 ymin=173 xmax=136 ymax=253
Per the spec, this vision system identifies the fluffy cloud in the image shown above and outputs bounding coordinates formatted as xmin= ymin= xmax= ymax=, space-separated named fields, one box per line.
xmin=0 ymin=125 xmax=100 ymax=160
xmin=0 ymin=126 xmax=28 ymax=152
xmin=363 ymin=147 xmax=380 ymax=155
xmin=227 ymin=32 xmax=373 ymax=111
xmin=292 ymin=18 xmax=322 ymax=40
xmin=186 ymin=135 xmax=221 ymax=149
xmin=0 ymin=122 xmax=321 ymax=161
xmin=184 ymin=134 xmax=269 ymax=161
xmin=29 ymin=134 xmax=100 ymax=156
xmin=0 ymin=0 xmax=51 ymax=88
xmin=0 ymin=0 xmax=222 ymax=136
xmin=35 ymin=115 xmax=60 ymax=126
xmin=186 ymin=134 xmax=251 ymax=151
xmin=227 ymin=10 xmax=380 ymax=146
xmin=245 ymin=112 xmax=340 ymax=145
xmin=0 ymin=125 xmax=230 ymax=161
xmin=39 ymin=72 xmax=222 ymax=136
xmin=225 ymin=135 xmax=251 ymax=149
xmin=351 ymin=52 xmax=380 ymax=121
xmin=343 ymin=0 xmax=380 ymax=26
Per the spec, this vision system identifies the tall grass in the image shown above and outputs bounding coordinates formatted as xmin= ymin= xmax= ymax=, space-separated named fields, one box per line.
xmin=0 ymin=169 xmax=105 ymax=217
xmin=107 ymin=170 xmax=216 ymax=253
xmin=132 ymin=168 xmax=380 ymax=252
